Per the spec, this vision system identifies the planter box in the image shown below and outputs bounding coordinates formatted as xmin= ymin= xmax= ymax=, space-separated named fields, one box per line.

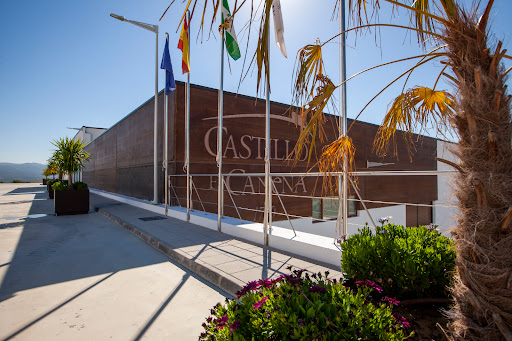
xmin=43 ymin=179 xmax=48 ymax=185
xmin=49 ymin=189 xmax=54 ymax=199
xmin=54 ymin=189 xmax=89 ymax=216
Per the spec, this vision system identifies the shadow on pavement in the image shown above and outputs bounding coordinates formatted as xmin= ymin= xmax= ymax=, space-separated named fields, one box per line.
xmin=0 ymin=186 xmax=170 ymax=302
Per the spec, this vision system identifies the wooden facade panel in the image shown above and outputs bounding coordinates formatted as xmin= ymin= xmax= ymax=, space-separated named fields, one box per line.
xmin=84 ymin=81 xmax=438 ymax=221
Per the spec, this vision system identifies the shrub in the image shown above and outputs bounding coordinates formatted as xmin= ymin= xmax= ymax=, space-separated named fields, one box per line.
xmin=200 ymin=269 xmax=411 ymax=340
xmin=52 ymin=181 xmax=69 ymax=191
xmin=72 ymin=181 xmax=88 ymax=190
xmin=340 ymin=224 xmax=455 ymax=299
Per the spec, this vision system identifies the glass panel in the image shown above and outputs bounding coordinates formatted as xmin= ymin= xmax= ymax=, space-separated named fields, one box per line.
xmin=312 ymin=198 xmax=321 ymax=219
xmin=323 ymin=197 xmax=339 ymax=220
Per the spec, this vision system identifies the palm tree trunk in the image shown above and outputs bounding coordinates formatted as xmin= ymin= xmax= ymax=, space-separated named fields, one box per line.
xmin=68 ymin=172 xmax=73 ymax=188
xmin=445 ymin=7 xmax=512 ymax=341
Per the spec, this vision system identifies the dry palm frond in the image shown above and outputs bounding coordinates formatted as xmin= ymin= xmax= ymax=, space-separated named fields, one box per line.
xmin=412 ymin=0 xmax=435 ymax=43
xmin=374 ymin=86 xmax=455 ymax=158
xmin=292 ymin=43 xmax=325 ymax=107
xmin=346 ymin=0 xmax=380 ymax=27
xmin=318 ymin=135 xmax=356 ymax=194
xmin=294 ymin=75 xmax=337 ymax=165
xmin=255 ymin=0 xmax=272 ymax=93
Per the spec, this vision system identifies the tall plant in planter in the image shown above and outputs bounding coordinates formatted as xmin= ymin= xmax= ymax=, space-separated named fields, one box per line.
xmin=52 ymin=137 xmax=89 ymax=187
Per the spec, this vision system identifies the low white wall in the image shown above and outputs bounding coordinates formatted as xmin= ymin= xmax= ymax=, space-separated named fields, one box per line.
xmin=433 ymin=140 xmax=458 ymax=236
xmin=91 ymin=188 xmax=342 ymax=267
xmin=273 ymin=205 xmax=407 ymax=238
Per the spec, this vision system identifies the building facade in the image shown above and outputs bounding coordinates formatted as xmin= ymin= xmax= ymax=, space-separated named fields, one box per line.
xmin=83 ymin=81 xmax=440 ymax=236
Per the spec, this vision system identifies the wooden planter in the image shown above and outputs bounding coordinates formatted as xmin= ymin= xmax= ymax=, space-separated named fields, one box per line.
xmin=49 ymin=189 xmax=54 ymax=199
xmin=42 ymin=179 xmax=48 ymax=185
xmin=54 ymin=189 xmax=89 ymax=216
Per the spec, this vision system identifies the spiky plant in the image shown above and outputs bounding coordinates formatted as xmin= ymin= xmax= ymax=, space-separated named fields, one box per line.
xmin=162 ymin=0 xmax=511 ymax=338
xmin=51 ymin=137 xmax=89 ymax=187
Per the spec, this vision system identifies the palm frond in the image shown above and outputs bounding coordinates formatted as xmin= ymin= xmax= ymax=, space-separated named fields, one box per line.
xmin=347 ymin=0 xmax=380 ymax=27
xmin=293 ymin=75 xmax=337 ymax=165
xmin=412 ymin=0 xmax=434 ymax=43
xmin=374 ymin=86 xmax=455 ymax=158
xmin=318 ymin=135 xmax=356 ymax=194
xmin=292 ymin=42 xmax=325 ymax=107
xmin=255 ymin=0 xmax=272 ymax=93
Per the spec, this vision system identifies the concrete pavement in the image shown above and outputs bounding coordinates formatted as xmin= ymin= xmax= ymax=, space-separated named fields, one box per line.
xmin=90 ymin=193 xmax=342 ymax=298
xmin=0 ymin=183 xmax=228 ymax=340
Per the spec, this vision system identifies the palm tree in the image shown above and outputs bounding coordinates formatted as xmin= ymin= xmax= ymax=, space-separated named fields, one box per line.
xmin=165 ymin=0 xmax=511 ymax=338
xmin=51 ymin=137 xmax=89 ymax=188
xmin=292 ymin=1 xmax=512 ymax=340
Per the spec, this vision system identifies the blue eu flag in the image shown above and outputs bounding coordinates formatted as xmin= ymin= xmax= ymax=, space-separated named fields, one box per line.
xmin=160 ymin=35 xmax=176 ymax=94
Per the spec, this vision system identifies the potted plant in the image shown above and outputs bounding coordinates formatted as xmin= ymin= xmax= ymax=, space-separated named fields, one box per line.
xmin=51 ymin=137 xmax=90 ymax=215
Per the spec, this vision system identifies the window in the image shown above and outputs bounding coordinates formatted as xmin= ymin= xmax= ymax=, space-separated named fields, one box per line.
xmin=312 ymin=196 xmax=357 ymax=221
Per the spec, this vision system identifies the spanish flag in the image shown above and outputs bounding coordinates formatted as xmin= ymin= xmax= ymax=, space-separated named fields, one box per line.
xmin=177 ymin=16 xmax=190 ymax=74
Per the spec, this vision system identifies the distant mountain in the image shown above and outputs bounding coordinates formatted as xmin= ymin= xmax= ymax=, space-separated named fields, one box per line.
xmin=0 ymin=163 xmax=46 ymax=183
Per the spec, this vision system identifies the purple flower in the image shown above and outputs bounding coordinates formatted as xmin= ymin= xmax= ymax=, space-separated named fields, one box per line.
xmin=337 ymin=234 xmax=348 ymax=243
xmin=258 ymin=278 xmax=273 ymax=288
xmin=229 ymin=320 xmax=240 ymax=332
xmin=215 ymin=315 xmax=229 ymax=330
xmin=381 ymin=296 xmax=400 ymax=305
xmin=271 ymin=274 xmax=286 ymax=284
xmin=378 ymin=216 xmax=392 ymax=225
xmin=426 ymin=223 xmax=439 ymax=231
xmin=394 ymin=314 xmax=410 ymax=328
xmin=236 ymin=280 xmax=260 ymax=298
xmin=355 ymin=279 xmax=383 ymax=293
xmin=309 ymin=285 xmax=327 ymax=293
xmin=253 ymin=296 xmax=269 ymax=309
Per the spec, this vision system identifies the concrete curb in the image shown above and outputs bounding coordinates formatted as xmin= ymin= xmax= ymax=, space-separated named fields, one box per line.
xmin=94 ymin=207 xmax=242 ymax=298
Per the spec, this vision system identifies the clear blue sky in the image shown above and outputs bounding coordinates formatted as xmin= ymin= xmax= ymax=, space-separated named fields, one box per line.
xmin=0 ymin=0 xmax=510 ymax=164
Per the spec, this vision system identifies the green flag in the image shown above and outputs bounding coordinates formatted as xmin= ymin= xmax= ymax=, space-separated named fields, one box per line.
xmin=221 ymin=0 xmax=241 ymax=60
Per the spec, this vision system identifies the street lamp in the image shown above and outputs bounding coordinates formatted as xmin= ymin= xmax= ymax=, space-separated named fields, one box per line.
xmin=110 ymin=13 xmax=160 ymax=204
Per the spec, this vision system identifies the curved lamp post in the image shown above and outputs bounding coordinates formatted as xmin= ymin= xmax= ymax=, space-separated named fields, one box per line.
xmin=110 ymin=13 xmax=160 ymax=204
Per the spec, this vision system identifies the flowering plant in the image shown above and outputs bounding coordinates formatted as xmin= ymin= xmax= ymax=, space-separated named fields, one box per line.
xmin=378 ymin=215 xmax=393 ymax=225
xmin=199 ymin=268 xmax=411 ymax=340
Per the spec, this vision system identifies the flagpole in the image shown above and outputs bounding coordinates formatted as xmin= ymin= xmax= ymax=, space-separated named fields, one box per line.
xmin=338 ymin=0 xmax=348 ymax=238
xmin=263 ymin=26 xmax=271 ymax=247
xmin=186 ymin=10 xmax=191 ymax=222
xmin=153 ymin=22 xmax=159 ymax=205
xmin=164 ymin=32 xmax=169 ymax=216
xmin=217 ymin=27 xmax=225 ymax=232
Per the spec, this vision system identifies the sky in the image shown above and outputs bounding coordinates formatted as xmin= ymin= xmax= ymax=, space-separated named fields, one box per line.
xmin=0 ymin=0 xmax=510 ymax=164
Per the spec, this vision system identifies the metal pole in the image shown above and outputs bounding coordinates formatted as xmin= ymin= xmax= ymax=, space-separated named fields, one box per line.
xmin=337 ymin=0 xmax=348 ymax=238
xmin=263 ymin=26 xmax=271 ymax=246
xmin=186 ymin=10 xmax=191 ymax=221
xmin=164 ymin=35 xmax=169 ymax=215
xmin=217 ymin=28 xmax=225 ymax=232
xmin=153 ymin=25 xmax=159 ymax=204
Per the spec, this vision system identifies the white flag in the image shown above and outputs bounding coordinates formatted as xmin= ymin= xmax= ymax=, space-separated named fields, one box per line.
xmin=272 ymin=0 xmax=287 ymax=58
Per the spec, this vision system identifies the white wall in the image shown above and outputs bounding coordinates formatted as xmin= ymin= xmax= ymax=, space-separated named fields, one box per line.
xmin=272 ymin=204 xmax=407 ymax=238
xmin=433 ymin=140 xmax=458 ymax=235
xmin=73 ymin=127 xmax=107 ymax=145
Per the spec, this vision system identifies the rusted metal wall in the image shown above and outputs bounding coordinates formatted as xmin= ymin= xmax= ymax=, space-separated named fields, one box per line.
xmin=83 ymin=90 xmax=173 ymax=202
xmin=84 ymin=81 xmax=437 ymax=225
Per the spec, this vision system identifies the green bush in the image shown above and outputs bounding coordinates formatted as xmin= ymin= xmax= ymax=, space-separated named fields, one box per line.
xmin=200 ymin=269 xmax=411 ymax=340
xmin=11 ymin=179 xmax=28 ymax=183
xmin=72 ymin=181 xmax=88 ymax=190
xmin=340 ymin=224 xmax=455 ymax=299
xmin=52 ymin=181 xmax=69 ymax=191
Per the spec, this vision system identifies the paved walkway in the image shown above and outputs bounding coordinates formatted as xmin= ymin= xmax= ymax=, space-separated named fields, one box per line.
xmin=0 ymin=184 xmax=228 ymax=340
xmin=91 ymin=193 xmax=342 ymax=297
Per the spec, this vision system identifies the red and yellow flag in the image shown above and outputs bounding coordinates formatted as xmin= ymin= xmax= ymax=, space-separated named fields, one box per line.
xmin=177 ymin=17 xmax=190 ymax=74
